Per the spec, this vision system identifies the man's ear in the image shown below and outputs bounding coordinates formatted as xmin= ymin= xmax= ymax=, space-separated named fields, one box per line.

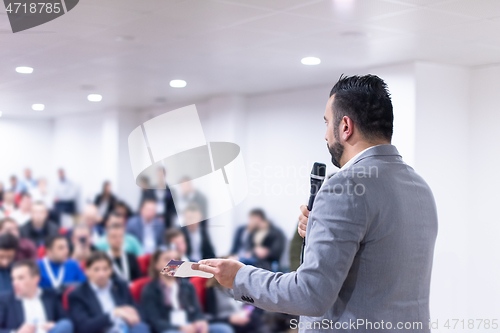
xmin=341 ymin=116 xmax=354 ymax=141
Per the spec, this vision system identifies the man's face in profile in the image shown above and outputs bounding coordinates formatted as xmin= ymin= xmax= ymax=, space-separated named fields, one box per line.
xmin=324 ymin=94 xmax=344 ymax=169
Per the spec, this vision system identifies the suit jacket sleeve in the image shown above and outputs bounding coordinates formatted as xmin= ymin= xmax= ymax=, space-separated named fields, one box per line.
xmin=232 ymin=175 xmax=369 ymax=317
xmin=140 ymin=283 xmax=179 ymax=332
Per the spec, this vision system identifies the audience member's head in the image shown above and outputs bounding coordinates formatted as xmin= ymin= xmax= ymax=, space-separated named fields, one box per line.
xmin=18 ymin=192 xmax=32 ymax=212
xmin=3 ymin=191 xmax=15 ymax=206
xmin=184 ymin=203 xmax=203 ymax=230
xmin=165 ymin=228 xmax=187 ymax=257
xmin=179 ymin=177 xmax=193 ymax=195
xmin=101 ymin=181 xmax=112 ymax=196
xmin=71 ymin=224 xmax=91 ymax=248
xmin=105 ymin=211 xmax=125 ymax=228
xmin=24 ymin=168 xmax=32 ymax=180
xmin=12 ymin=260 xmax=40 ymax=298
xmin=85 ymin=251 xmax=113 ymax=288
xmin=150 ymin=247 xmax=179 ymax=279
xmin=113 ymin=201 xmax=131 ymax=220
xmin=30 ymin=201 xmax=49 ymax=228
xmin=106 ymin=222 xmax=125 ymax=253
xmin=45 ymin=235 xmax=69 ymax=263
xmin=81 ymin=204 xmax=100 ymax=228
xmin=9 ymin=175 xmax=18 ymax=190
xmin=140 ymin=199 xmax=157 ymax=222
xmin=0 ymin=217 xmax=20 ymax=238
xmin=0 ymin=233 xmax=18 ymax=268
xmin=249 ymin=208 xmax=268 ymax=230
xmin=58 ymin=168 xmax=66 ymax=181
xmin=37 ymin=178 xmax=48 ymax=191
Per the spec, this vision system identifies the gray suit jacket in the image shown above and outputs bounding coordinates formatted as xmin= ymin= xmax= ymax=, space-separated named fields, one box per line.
xmin=233 ymin=144 xmax=438 ymax=332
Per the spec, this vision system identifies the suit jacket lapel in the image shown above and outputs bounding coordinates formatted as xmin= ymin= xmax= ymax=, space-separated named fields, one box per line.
xmin=41 ymin=290 xmax=54 ymax=321
xmin=13 ymin=299 xmax=24 ymax=326
xmin=83 ymin=282 xmax=105 ymax=315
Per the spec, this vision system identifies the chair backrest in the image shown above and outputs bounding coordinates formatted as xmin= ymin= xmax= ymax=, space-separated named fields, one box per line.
xmin=62 ymin=285 xmax=76 ymax=311
xmin=189 ymin=276 xmax=208 ymax=311
xmin=137 ymin=254 xmax=152 ymax=276
xmin=37 ymin=245 xmax=46 ymax=259
xmin=129 ymin=277 xmax=151 ymax=303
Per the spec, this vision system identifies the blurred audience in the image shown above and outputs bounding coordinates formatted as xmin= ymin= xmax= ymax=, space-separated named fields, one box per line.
xmin=141 ymin=168 xmax=177 ymax=230
xmin=205 ymin=278 xmax=269 ymax=333
xmin=0 ymin=181 xmax=4 ymax=204
xmin=30 ymin=178 xmax=54 ymax=210
xmin=112 ymin=201 xmax=133 ymax=222
xmin=0 ymin=233 xmax=17 ymax=293
xmin=38 ymin=235 xmax=86 ymax=290
xmin=70 ymin=224 xmax=95 ymax=263
xmin=141 ymin=248 xmax=233 ymax=333
xmin=106 ymin=222 xmax=141 ymax=283
xmin=94 ymin=181 xmax=117 ymax=222
xmin=20 ymin=202 xmax=59 ymax=247
xmin=68 ymin=251 xmax=150 ymax=333
xmin=11 ymin=192 xmax=32 ymax=226
xmin=1 ymin=191 xmax=16 ymax=217
xmin=54 ymin=169 xmax=78 ymax=216
xmin=127 ymin=200 xmax=165 ymax=254
xmin=95 ymin=212 xmax=143 ymax=256
xmin=181 ymin=204 xmax=215 ymax=263
xmin=76 ymin=204 xmax=104 ymax=245
xmin=0 ymin=260 xmax=73 ymax=333
xmin=21 ymin=168 xmax=37 ymax=193
xmin=0 ymin=217 xmax=37 ymax=261
xmin=175 ymin=177 xmax=208 ymax=229
xmin=164 ymin=229 xmax=189 ymax=262
xmin=9 ymin=175 xmax=22 ymax=194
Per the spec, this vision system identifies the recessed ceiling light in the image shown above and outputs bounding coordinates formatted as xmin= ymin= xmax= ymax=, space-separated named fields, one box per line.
xmin=170 ymin=79 xmax=187 ymax=88
xmin=32 ymin=104 xmax=44 ymax=111
xmin=301 ymin=57 xmax=321 ymax=65
xmin=88 ymin=94 xmax=103 ymax=102
xmin=16 ymin=66 xmax=33 ymax=74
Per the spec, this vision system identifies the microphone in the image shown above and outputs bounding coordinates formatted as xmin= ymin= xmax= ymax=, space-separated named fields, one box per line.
xmin=300 ymin=162 xmax=326 ymax=264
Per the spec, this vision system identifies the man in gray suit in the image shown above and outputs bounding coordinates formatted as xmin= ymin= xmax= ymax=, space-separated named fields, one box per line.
xmin=193 ymin=74 xmax=438 ymax=332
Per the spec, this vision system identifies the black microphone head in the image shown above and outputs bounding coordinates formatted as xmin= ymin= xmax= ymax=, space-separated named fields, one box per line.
xmin=311 ymin=162 xmax=326 ymax=178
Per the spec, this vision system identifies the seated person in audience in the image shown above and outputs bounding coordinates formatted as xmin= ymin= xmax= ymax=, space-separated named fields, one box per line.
xmin=229 ymin=210 xmax=260 ymax=264
xmin=0 ymin=233 xmax=17 ymax=293
xmin=112 ymin=201 xmax=133 ymax=222
xmin=70 ymin=224 xmax=96 ymax=263
xmin=205 ymin=277 xmax=270 ymax=333
xmin=68 ymin=251 xmax=150 ymax=333
xmin=11 ymin=192 xmax=32 ymax=226
xmin=181 ymin=204 xmax=215 ymax=263
xmin=95 ymin=212 xmax=143 ymax=256
xmin=141 ymin=248 xmax=233 ymax=333
xmin=248 ymin=209 xmax=285 ymax=271
xmin=106 ymin=222 xmax=141 ymax=283
xmin=37 ymin=235 xmax=86 ymax=290
xmin=0 ymin=217 xmax=37 ymax=260
xmin=0 ymin=260 xmax=73 ymax=333
xmin=20 ymin=202 xmax=59 ymax=247
xmin=78 ymin=204 xmax=105 ymax=245
xmin=127 ymin=200 xmax=165 ymax=254
xmin=1 ymin=191 xmax=17 ymax=218
xmin=164 ymin=229 xmax=189 ymax=262
xmin=94 ymin=181 xmax=117 ymax=222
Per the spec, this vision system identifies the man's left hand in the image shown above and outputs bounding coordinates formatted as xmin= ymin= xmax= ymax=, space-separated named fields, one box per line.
xmin=192 ymin=259 xmax=244 ymax=289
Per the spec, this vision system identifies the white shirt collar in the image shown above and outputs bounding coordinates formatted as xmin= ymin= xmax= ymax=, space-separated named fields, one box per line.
xmin=16 ymin=287 xmax=42 ymax=301
xmin=89 ymin=280 xmax=112 ymax=293
xmin=338 ymin=144 xmax=386 ymax=172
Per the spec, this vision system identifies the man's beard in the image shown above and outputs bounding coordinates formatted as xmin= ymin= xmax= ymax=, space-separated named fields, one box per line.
xmin=327 ymin=140 xmax=344 ymax=169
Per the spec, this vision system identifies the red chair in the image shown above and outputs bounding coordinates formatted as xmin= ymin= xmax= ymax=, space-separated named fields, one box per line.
xmin=62 ymin=285 xmax=76 ymax=311
xmin=189 ymin=277 xmax=208 ymax=311
xmin=137 ymin=254 xmax=152 ymax=276
xmin=37 ymin=245 xmax=46 ymax=259
xmin=130 ymin=277 xmax=151 ymax=303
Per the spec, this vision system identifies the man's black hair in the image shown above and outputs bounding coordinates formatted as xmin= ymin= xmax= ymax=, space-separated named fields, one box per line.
xmin=0 ymin=233 xmax=18 ymax=251
xmin=330 ymin=74 xmax=393 ymax=141
xmin=86 ymin=251 xmax=112 ymax=268
xmin=249 ymin=208 xmax=266 ymax=221
xmin=45 ymin=234 xmax=67 ymax=250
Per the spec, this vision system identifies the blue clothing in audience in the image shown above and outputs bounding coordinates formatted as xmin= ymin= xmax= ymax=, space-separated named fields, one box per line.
xmin=0 ymin=267 xmax=12 ymax=293
xmin=37 ymin=258 xmax=86 ymax=289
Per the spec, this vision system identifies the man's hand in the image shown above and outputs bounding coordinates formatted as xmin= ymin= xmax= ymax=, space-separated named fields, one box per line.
xmin=194 ymin=320 xmax=209 ymax=333
xmin=42 ymin=322 xmax=56 ymax=331
xmin=114 ymin=306 xmax=140 ymax=325
xmin=229 ymin=312 xmax=250 ymax=326
xmin=192 ymin=259 xmax=244 ymax=289
xmin=254 ymin=246 xmax=269 ymax=259
xmin=298 ymin=205 xmax=310 ymax=238
xmin=17 ymin=323 xmax=36 ymax=333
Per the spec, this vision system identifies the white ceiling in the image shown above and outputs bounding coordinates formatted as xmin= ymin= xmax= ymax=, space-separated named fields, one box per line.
xmin=1 ymin=0 xmax=500 ymax=118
